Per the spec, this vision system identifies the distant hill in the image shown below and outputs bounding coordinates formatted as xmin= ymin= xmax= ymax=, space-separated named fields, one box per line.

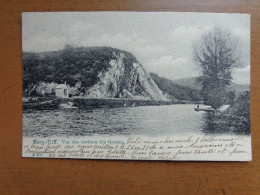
xmin=150 ymin=73 xmax=202 ymax=101
xmin=22 ymin=46 xmax=169 ymax=101
xmin=171 ymin=77 xmax=201 ymax=90
xmin=229 ymin=82 xmax=250 ymax=93
xmin=171 ymin=77 xmax=250 ymax=93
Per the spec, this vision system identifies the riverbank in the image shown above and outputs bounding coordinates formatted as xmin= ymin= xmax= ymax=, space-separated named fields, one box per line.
xmin=71 ymin=97 xmax=172 ymax=109
xmin=23 ymin=96 xmax=203 ymax=110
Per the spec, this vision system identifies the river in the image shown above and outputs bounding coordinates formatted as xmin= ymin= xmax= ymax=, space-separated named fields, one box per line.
xmin=22 ymin=104 xmax=243 ymax=138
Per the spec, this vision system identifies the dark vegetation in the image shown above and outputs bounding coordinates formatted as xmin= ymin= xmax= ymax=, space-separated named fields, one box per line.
xmin=193 ymin=28 xmax=240 ymax=109
xmin=228 ymin=91 xmax=250 ymax=120
xmin=192 ymin=28 xmax=250 ymax=134
xmin=23 ymin=46 xmax=137 ymax=95
xmin=202 ymin=91 xmax=250 ymax=135
xmin=150 ymin=73 xmax=202 ymax=101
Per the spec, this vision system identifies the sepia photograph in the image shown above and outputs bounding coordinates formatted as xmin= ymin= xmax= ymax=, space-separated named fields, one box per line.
xmin=22 ymin=12 xmax=251 ymax=161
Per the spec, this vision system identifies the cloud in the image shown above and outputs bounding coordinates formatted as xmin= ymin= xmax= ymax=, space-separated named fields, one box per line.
xmin=79 ymin=32 xmax=167 ymax=63
xmin=146 ymin=56 xmax=199 ymax=80
xmin=167 ymin=25 xmax=213 ymax=58
xmin=22 ymin=12 xmax=250 ymax=84
xmin=232 ymin=65 xmax=250 ymax=85
xmin=168 ymin=25 xmax=212 ymax=43
xmin=64 ymin=22 xmax=97 ymax=33
xmin=232 ymin=27 xmax=250 ymax=67
xmin=22 ymin=34 xmax=67 ymax=52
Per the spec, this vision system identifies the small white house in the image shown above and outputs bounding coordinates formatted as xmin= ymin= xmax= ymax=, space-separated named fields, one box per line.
xmin=55 ymin=82 xmax=69 ymax=98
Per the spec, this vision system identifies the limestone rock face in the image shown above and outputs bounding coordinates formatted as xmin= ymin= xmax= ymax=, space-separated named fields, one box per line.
xmin=85 ymin=52 xmax=169 ymax=101
xmin=23 ymin=47 xmax=171 ymax=101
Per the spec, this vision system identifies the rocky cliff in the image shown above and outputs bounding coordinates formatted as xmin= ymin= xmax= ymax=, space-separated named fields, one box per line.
xmin=23 ymin=47 xmax=170 ymax=101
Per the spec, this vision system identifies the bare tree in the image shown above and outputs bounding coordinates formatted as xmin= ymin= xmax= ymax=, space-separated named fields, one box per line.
xmin=193 ymin=28 xmax=240 ymax=108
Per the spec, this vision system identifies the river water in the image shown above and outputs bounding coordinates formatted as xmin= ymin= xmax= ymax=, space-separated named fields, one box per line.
xmin=22 ymin=104 xmax=241 ymax=138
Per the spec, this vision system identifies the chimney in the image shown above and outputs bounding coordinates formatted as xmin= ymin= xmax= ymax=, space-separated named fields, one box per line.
xmin=65 ymin=81 xmax=66 ymax=85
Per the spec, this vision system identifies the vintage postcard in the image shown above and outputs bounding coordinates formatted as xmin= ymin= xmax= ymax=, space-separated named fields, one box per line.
xmin=22 ymin=12 xmax=251 ymax=161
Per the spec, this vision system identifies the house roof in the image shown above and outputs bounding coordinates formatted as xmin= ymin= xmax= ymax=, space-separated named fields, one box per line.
xmin=55 ymin=84 xmax=68 ymax=89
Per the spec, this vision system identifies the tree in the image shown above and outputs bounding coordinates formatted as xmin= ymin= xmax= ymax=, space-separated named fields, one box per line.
xmin=193 ymin=28 xmax=240 ymax=108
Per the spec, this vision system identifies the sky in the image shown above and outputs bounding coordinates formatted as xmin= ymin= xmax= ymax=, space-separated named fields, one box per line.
xmin=22 ymin=12 xmax=250 ymax=85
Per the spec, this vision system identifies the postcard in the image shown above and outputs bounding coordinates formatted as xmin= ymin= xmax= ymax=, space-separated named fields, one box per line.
xmin=22 ymin=12 xmax=251 ymax=161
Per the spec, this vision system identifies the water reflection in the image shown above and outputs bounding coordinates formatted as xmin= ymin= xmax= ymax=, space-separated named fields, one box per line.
xmin=23 ymin=104 xmax=250 ymax=138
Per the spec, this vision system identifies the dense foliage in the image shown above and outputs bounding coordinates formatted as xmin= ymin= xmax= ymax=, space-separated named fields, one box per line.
xmin=203 ymin=91 xmax=250 ymax=135
xmin=150 ymin=73 xmax=202 ymax=101
xmin=229 ymin=91 xmax=250 ymax=134
xmin=193 ymin=28 xmax=240 ymax=108
xmin=23 ymin=46 xmax=137 ymax=95
xmin=229 ymin=91 xmax=250 ymax=119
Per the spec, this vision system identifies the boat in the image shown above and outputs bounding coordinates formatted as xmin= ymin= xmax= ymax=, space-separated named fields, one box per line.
xmin=23 ymin=98 xmax=60 ymax=110
xmin=194 ymin=105 xmax=215 ymax=112
xmin=194 ymin=108 xmax=215 ymax=112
